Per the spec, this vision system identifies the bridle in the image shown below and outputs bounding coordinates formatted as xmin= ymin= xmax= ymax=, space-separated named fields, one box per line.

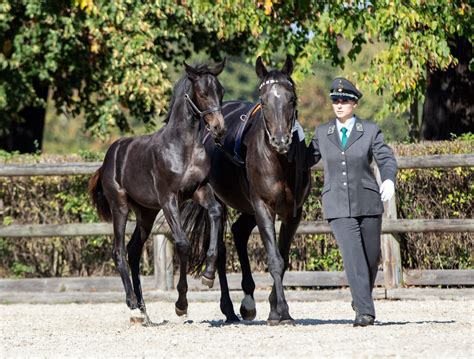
xmin=184 ymin=93 xmax=221 ymax=123
xmin=184 ymin=93 xmax=224 ymax=147
xmin=258 ymin=78 xmax=297 ymax=148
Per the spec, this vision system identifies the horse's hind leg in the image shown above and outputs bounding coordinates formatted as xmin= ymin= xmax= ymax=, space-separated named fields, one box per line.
xmin=231 ymin=213 xmax=257 ymax=320
xmin=110 ymin=200 xmax=136 ymax=309
xmin=162 ymin=196 xmax=190 ymax=316
xmin=216 ymin=220 xmax=239 ymax=323
xmin=192 ymin=184 xmax=223 ymax=288
xmin=127 ymin=207 xmax=158 ymax=325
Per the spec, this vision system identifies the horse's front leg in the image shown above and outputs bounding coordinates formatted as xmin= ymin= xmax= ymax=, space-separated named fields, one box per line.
xmin=253 ymin=199 xmax=291 ymax=325
xmin=192 ymin=184 xmax=222 ymax=288
xmin=268 ymin=207 xmax=303 ymax=325
xmin=216 ymin=228 xmax=240 ymax=323
xmin=162 ymin=196 xmax=190 ymax=316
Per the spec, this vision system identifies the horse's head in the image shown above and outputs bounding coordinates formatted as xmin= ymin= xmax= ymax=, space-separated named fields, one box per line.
xmin=256 ymin=55 xmax=296 ymax=154
xmin=184 ymin=59 xmax=227 ymax=139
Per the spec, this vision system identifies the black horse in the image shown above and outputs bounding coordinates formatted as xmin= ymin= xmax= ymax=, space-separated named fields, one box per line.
xmin=89 ymin=60 xmax=226 ymax=325
xmin=184 ymin=56 xmax=312 ymax=325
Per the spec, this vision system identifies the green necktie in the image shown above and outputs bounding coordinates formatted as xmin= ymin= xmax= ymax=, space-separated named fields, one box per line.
xmin=341 ymin=127 xmax=348 ymax=148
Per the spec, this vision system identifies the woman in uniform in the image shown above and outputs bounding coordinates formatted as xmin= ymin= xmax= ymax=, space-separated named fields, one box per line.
xmin=309 ymin=77 xmax=397 ymax=326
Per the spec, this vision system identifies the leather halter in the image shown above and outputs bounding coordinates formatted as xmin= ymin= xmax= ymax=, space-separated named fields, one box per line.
xmin=184 ymin=93 xmax=221 ymax=121
xmin=184 ymin=92 xmax=222 ymax=142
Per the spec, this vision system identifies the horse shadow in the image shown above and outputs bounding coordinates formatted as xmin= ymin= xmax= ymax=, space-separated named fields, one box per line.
xmin=201 ymin=318 xmax=353 ymax=327
xmin=199 ymin=318 xmax=457 ymax=327
xmin=376 ymin=319 xmax=456 ymax=326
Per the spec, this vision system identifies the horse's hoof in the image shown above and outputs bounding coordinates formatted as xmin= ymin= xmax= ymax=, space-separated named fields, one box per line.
xmin=201 ymin=275 xmax=214 ymax=288
xmin=175 ymin=306 xmax=188 ymax=317
xmin=267 ymin=319 xmax=280 ymax=326
xmin=126 ymin=297 xmax=139 ymax=310
xmin=240 ymin=305 xmax=257 ymax=321
xmin=130 ymin=309 xmax=144 ymax=325
xmin=225 ymin=314 xmax=240 ymax=324
xmin=130 ymin=316 xmax=145 ymax=324
xmin=279 ymin=318 xmax=296 ymax=326
xmin=267 ymin=311 xmax=281 ymax=326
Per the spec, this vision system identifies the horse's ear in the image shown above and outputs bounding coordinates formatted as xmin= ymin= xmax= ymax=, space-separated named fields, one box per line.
xmin=281 ymin=55 xmax=294 ymax=76
xmin=184 ymin=61 xmax=199 ymax=81
xmin=255 ymin=56 xmax=268 ymax=79
xmin=209 ymin=57 xmax=226 ymax=76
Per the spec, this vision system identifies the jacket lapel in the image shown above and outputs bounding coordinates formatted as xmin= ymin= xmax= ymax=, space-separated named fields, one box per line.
xmin=327 ymin=120 xmax=343 ymax=150
xmin=344 ymin=117 xmax=363 ymax=150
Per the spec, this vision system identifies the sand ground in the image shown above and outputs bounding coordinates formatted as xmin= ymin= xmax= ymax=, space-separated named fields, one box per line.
xmin=1 ymin=296 xmax=472 ymax=358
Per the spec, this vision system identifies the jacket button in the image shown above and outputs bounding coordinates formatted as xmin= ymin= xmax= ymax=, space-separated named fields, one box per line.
xmin=343 ymin=182 xmax=347 ymax=186
xmin=342 ymin=172 xmax=346 ymax=175
xmin=342 ymin=161 xmax=346 ymax=165
xmin=341 ymin=151 xmax=345 ymax=155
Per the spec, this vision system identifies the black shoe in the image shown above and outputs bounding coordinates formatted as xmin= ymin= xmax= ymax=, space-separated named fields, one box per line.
xmin=353 ymin=314 xmax=375 ymax=327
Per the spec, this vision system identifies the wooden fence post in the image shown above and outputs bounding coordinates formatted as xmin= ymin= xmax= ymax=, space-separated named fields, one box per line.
xmin=153 ymin=234 xmax=174 ymax=290
xmin=374 ymin=166 xmax=403 ymax=288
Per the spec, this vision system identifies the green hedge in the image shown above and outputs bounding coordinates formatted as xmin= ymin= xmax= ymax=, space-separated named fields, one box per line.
xmin=0 ymin=140 xmax=472 ymax=278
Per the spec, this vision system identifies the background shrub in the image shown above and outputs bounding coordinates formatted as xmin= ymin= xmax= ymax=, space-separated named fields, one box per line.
xmin=0 ymin=140 xmax=472 ymax=278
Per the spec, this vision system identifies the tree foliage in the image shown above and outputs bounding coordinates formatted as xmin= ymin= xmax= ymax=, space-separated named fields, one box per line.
xmin=201 ymin=0 xmax=472 ymax=128
xmin=0 ymin=0 xmax=252 ymax=139
xmin=0 ymin=0 xmax=472 ymax=141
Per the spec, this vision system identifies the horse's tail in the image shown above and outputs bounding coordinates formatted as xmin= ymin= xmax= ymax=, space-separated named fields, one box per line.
xmin=181 ymin=200 xmax=228 ymax=276
xmin=88 ymin=167 xmax=112 ymax=222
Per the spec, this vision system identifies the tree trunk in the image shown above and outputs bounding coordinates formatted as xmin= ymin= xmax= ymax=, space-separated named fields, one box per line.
xmin=0 ymin=81 xmax=48 ymax=153
xmin=421 ymin=36 xmax=474 ymax=140
xmin=408 ymin=98 xmax=419 ymax=141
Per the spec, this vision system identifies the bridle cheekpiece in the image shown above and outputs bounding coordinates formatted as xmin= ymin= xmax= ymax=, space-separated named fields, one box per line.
xmin=184 ymin=93 xmax=221 ymax=121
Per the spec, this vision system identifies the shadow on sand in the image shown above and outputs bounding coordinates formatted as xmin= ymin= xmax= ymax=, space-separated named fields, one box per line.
xmin=199 ymin=318 xmax=456 ymax=327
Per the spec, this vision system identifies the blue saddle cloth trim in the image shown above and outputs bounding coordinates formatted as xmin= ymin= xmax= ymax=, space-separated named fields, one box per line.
xmin=232 ymin=103 xmax=261 ymax=166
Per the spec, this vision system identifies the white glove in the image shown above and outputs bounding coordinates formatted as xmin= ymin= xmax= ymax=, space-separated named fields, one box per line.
xmin=380 ymin=179 xmax=395 ymax=202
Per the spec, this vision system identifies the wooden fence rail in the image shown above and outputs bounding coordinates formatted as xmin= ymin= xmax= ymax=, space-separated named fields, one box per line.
xmin=0 ymin=154 xmax=472 ymax=290
xmin=0 ymin=219 xmax=473 ymax=238
xmin=0 ymin=154 xmax=473 ymax=176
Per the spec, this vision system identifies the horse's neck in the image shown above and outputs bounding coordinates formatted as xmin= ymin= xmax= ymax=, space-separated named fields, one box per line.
xmin=165 ymin=97 xmax=202 ymax=141
xmin=248 ymin=119 xmax=288 ymax=169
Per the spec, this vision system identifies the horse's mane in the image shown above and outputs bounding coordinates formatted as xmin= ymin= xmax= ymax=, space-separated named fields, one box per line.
xmin=163 ymin=64 xmax=217 ymax=124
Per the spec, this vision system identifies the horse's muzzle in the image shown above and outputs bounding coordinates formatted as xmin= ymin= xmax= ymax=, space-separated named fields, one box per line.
xmin=205 ymin=112 xmax=226 ymax=140
xmin=211 ymin=124 xmax=226 ymax=140
xmin=270 ymin=133 xmax=292 ymax=154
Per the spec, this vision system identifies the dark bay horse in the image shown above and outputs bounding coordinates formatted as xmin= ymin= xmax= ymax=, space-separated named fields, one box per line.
xmin=184 ymin=56 xmax=312 ymax=325
xmin=89 ymin=60 xmax=226 ymax=324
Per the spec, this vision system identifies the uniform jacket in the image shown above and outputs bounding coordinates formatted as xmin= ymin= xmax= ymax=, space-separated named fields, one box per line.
xmin=310 ymin=117 xmax=397 ymax=219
